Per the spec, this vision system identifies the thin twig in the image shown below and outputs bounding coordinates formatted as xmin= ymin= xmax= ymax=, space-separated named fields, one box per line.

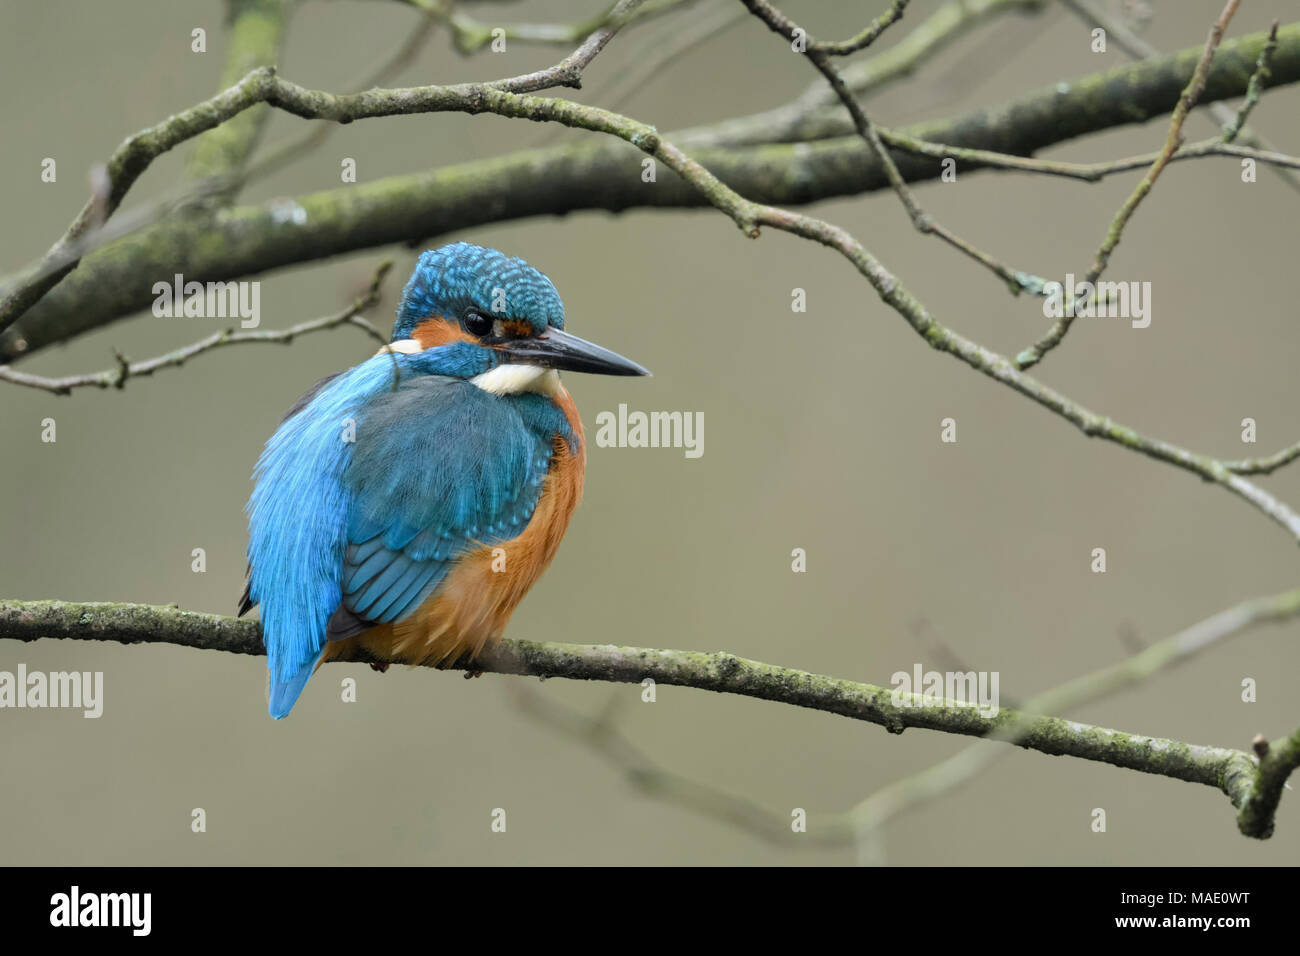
xmin=682 ymin=0 xmax=1047 ymax=149
xmin=0 ymin=263 xmax=392 ymax=395
xmin=846 ymin=585 xmax=1300 ymax=848
xmin=1222 ymin=19 xmax=1279 ymax=143
xmin=510 ymin=685 xmax=838 ymax=845
xmin=1015 ymin=0 xmax=1241 ymax=370
xmin=877 ymin=127 xmax=1300 ymax=181
xmin=5 ymin=20 xmax=1292 ymax=358
xmin=1223 ymin=439 xmax=1300 ymax=475
xmin=406 ymin=0 xmax=695 ymax=55
xmin=741 ymin=0 xmax=1046 ymax=295
xmin=3 ymin=18 xmax=1296 ymax=550
xmin=746 ymin=0 xmax=910 ymax=56
xmin=1061 ymin=0 xmax=1299 ymax=192
xmin=243 ymin=13 xmax=441 ymax=184
xmin=0 ymin=0 xmax=648 ymax=336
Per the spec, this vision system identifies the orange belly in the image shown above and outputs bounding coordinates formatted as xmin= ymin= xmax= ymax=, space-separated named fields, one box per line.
xmin=323 ymin=387 xmax=585 ymax=669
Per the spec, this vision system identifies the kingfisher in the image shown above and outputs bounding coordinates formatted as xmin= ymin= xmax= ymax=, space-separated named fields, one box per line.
xmin=239 ymin=242 xmax=648 ymax=718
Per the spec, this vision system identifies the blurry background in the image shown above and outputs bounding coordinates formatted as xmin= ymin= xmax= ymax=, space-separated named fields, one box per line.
xmin=2 ymin=0 xmax=1298 ymax=865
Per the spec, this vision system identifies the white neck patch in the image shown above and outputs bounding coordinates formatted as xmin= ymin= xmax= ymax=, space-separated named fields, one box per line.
xmin=376 ymin=338 xmax=422 ymax=356
xmin=376 ymin=342 xmax=561 ymax=396
xmin=470 ymin=364 xmax=561 ymax=396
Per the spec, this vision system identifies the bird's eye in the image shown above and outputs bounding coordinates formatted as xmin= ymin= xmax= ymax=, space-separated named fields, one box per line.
xmin=464 ymin=310 xmax=493 ymax=337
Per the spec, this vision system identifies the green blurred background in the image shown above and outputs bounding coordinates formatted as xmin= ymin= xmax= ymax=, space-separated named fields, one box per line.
xmin=3 ymin=0 xmax=1299 ymax=864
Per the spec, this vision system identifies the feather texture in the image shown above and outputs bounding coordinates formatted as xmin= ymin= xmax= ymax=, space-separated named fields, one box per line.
xmin=244 ymin=242 xmax=598 ymax=719
xmin=246 ymin=355 xmax=576 ymax=717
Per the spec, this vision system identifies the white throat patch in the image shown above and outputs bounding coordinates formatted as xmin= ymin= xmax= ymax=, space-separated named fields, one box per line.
xmin=375 ymin=341 xmax=561 ymax=396
xmin=470 ymin=364 xmax=561 ymax=396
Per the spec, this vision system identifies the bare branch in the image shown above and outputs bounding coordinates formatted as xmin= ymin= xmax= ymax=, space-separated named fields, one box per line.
xmin=847 ymin=586 xmax=1300 ymax=846
xmin=0 ymin=0 xmax=646 ymax=338
xmin=1223 ymin=440 xmax=1300 ymax=475
xmin=1222 ymin=19 xmax=1280 ymax=143
xmin=742 ymin=0 xmax=1067 ymax=294
xmin=1237 ymin=725 xmax=1300 ymax=838
xmin=1016 ymin=0 xmax=1241 ymax=369
xmin=0 ymin=263 xmax=392 ymax=396
xmin=514 ymin=586 xmax=1300 ymax=848
xmin=405 ymin=0 xmax=697 ymax=55
xmin=4 ymin=21 xmax=1295 ymax=360
xmin=185 ymin=0 xmax=290 ymax=197
xmin=511 ymin=686 xmax=832 ymax=845
xmin=1061 ymin=0 xmax=1300 ymax=192
xmin=242 ymin=11 xmax=441 ymax=184
xmin=740 ymin=0 xmax=910 ymax=57
xmin=0 ymin=598 xmax=1268 ymax=828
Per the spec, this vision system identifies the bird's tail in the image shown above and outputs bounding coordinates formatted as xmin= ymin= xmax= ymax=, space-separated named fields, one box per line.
xmin=268 ymin=648 xmax=325 ymax=719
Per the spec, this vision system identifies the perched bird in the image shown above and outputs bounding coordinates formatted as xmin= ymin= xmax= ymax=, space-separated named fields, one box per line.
xmin=240 ymin=242 xmax=648 ymax=718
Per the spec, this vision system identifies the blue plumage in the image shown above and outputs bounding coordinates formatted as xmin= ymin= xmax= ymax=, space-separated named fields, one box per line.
xmin=244 ymin=242 xmax=643 ymax=718
xmin=393 ymin=243 xmax=565 ymax=340
xmin=338 ymin=378 xmax=567 ymax=626
xmin=246 ymin=355 xmax=393 ymax=716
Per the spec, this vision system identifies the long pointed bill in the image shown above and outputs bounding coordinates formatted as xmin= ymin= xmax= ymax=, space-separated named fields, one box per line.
xmin=499 ymin=327 xmax=650 ymax=376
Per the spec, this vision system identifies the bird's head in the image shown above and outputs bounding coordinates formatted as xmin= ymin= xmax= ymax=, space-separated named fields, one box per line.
xmin=390 ymin=243 xmax=648 ymax=391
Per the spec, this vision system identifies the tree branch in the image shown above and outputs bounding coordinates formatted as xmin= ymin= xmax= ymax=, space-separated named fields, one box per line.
xmin=1 ymin=598 xmax=1292 ymax=838
xmin=0 ymin=263 xmax=392 ymax=395
xmin=514 ymin=586 xmax=1300 ymax=851
xmin=1237 ymin=727 xmax=1300 ymax=838
xmin=1223 ymin=439 xmax=1300 ymax=475
xmin=1015 ymin=0 xmax=1240 ymax=369
xmin=0 ymin=0 xmax=649 ymax=343
xmin=1062 ymin=0 xmax=1300 ymax=193
xmin=407 ymin=0 xmax=695 ymax=55
xmin=3 ymin=21 xmax=1296 ymax=360
xmin=185 ymin=0 xmax=289 ymax=195
xmin=846 ymin=585 xmax=1300 ymax=849
xmin=743 ymin=0 xmax=1046 ymax=293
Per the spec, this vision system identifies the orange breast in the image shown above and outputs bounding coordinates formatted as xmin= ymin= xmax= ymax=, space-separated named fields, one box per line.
xmin=324 ymin=386 xmax=586 ymax=669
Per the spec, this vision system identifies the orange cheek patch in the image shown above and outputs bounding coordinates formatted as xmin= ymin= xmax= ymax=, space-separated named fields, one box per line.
xmin=501 ymin=320 xmax=534 ymax=337
xmin=413 ymin=317 xmax=477 ymax=349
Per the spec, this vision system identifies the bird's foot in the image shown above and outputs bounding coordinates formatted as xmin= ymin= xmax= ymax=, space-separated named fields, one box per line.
xmin=463 ymin=669 xmax=484 ymax=680
xmin=369 ymin=661 xmax=390 ymax=673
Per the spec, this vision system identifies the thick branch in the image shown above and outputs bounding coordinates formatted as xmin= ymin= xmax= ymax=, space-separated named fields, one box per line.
xmin=3 ymin=22 xmax=1297 ymax=360
xmin=5 ymin=598 xmax=1293 ymax=837
xmin=0 ymin=600 xmax=1257 ymax=795
xmin=186 ymin=0 xmax=288 ymax=191
xmin=0 ymin=0 xmax=647 ymax=348
xmin=1062 ymin=0 xmax=1300 ymax=193
xmin=1237 ymin=727 xmax=1300 ymax=838
xmin=520 ymin=586 xmax=1300 ymax=849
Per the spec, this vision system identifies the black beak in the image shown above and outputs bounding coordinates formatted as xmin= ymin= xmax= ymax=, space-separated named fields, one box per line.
xmin=498 ymin=327 xmax=650 ymax=376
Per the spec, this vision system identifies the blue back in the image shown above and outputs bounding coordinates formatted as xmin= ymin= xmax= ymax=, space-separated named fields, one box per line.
xmin=246 ymin=351 xmax=575 ymax=717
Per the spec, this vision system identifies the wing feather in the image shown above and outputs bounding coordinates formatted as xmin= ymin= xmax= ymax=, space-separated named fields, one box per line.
xmin=246 ymin=358 xmax=568 ymax=719
xmin=335 ymin=378 xmax=555 ymax=630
